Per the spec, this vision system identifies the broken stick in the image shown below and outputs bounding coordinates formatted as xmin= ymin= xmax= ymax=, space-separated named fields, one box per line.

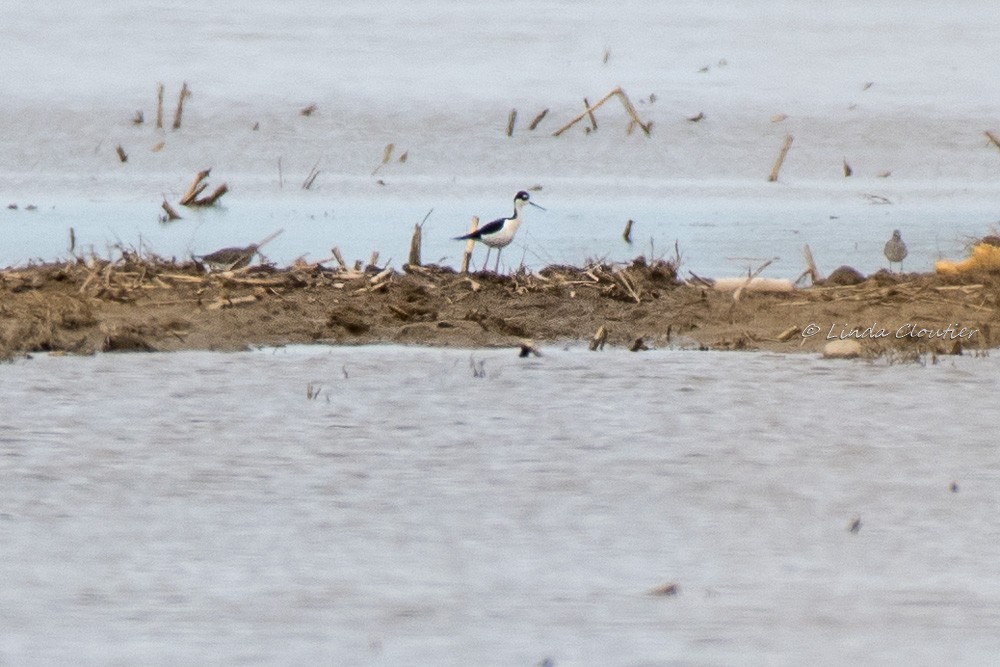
xmin=172 ymin=82 xmax=190 ymax=130
xmin=506 ymin=109 xmax=517 ymax=137
xmin=767 ymin=135 xmax=794 ymax=182
xmin=460 ymin=216 xmax=479 ymax=274
xmin=553 ymin=87 xmax=651 ymax=137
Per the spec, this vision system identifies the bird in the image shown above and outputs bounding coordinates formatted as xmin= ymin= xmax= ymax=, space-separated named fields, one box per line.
xmin=883 ymin=229 xmax=908 ymax=272
xmin=454 ymin=190 xmax=545 ymax=273
xmin=194 ymin=244 xmax=259 ymax=272
xmin=192 ymin=229 xmax=284 ymax=273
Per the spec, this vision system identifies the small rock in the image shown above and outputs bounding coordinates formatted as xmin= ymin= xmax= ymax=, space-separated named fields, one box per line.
xmin=823 ymin=339 xmax=861 ymax=359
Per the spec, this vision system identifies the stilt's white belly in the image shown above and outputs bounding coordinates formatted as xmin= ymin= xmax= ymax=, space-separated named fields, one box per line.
xmin=481 ymin=219 xmax=520 ymax=248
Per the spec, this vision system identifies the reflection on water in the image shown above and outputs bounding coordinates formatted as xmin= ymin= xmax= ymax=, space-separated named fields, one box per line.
xmin=1 ymin=345 xmax=999 ymax=664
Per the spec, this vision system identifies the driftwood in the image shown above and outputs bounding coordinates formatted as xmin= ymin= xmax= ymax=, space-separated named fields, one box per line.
xmin=161 ymin=199 xmax=182 ymax=221
xmin=460 ymin=216 xmax=479 ymax=274
xmin=767 ymin=135 xmax=794 ymax=182
xmin=552 ymin=87 xmax=651 ymax=137
xmin=794 ymin=244 xmax=822 ymax=286
xmin=731 ymin=257 xmax=781 ymax=302
xmin=179 ymin=168 xmax=228 ymax=207
xmin=589 ymin=324 xmax=608 ymax=351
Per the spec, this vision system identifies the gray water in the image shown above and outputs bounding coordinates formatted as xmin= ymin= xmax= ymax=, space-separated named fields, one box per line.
xmin=2 ymin=345 xmax=999 ymax=665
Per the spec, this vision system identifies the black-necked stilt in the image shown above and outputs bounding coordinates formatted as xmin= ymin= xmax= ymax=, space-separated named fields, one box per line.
xmin=883 ymin=229 xmax=908 ymax=272
xmin=455 ymin=191 xmax=545 ymax=272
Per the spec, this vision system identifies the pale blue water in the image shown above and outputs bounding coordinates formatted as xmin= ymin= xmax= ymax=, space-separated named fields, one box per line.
xmin=2 ymin=193 xmax=995 ymax=278
xmin=1 ymin=345 xmax=998 ymax=665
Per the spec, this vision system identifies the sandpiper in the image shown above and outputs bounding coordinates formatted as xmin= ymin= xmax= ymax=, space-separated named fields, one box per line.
xmin=883 ymin=229 xmax=908 ymax=272
xmin=193 ymin=229 xmax=284 ymax=273
xmin=194 ymin=244 xmax=259 ymax=272
xmin=454 ymin=191 xmax=545 ymax=272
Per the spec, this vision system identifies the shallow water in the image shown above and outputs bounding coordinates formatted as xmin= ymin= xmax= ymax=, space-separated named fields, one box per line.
xmin=3 ymin=192 xmax=995 ymax=279
xmin=2 ymin=345 xmax=999 ymax=664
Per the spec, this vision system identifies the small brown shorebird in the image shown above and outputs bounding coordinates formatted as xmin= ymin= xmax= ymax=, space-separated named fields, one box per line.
xmin=194 ymin=229 xmax=283 ymax=273
xmin=883 ymin=229 xmax=908 ymax=272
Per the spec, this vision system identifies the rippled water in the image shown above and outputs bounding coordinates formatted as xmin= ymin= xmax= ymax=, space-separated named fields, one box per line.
xmin=2 ymin=345 xmax=999 ymax=664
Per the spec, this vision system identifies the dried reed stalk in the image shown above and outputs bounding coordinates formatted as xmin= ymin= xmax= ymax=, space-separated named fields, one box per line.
xmin=161 ymin=199 xmax=182 ymax=221
xmin=552 ymin=87 xmax=651 ymax=136
xmin=303 ymin=160 xmax=321 ymax=189
xmin=372 ymin=143 xmax=394 ymax=175
xmin=528 ymin=108 xmax=549 ymax=130
xmin=986 ymin=131 xmax=1000 ymax=151
xmin=506 ymin=109 xmax=517 ymax=137
xmin=460 ymin=216 xmax=479 ymax=274
xmin=767 ymin=135 xmax=794 ymax=182
xmin=172 ymin=82 xmax=190 ymax=130
xmin=408 ymin=224 xmax=422 ymax=266
xmin=331 ymin=247 xmax=347 ymax=270
xmin=180 ymin=168 xmax=212 ymax=205
xmin=584 ymin=98 xmax=598 ymax=131
xmin=155 ymin=83 xmax=164 ymax=129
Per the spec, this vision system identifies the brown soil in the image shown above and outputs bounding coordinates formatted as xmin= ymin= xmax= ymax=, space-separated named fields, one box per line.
xmin=1 ymin=255 xmax=998 ymax=360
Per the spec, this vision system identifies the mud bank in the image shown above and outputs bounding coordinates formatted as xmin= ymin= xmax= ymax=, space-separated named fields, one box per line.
xmin=2 ymin=257 xmax=997 ymax=361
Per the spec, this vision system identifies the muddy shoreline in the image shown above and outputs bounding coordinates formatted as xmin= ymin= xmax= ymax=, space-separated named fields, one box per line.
xmin=1 ymin=256 xmax=997 ymax=361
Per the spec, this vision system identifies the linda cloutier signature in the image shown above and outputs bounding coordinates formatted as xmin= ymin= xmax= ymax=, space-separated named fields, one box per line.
xmin=802 ymin=322 xmax=979 ymax=341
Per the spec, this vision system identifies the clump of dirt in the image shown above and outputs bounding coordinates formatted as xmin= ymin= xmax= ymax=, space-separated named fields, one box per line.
xmin=1 ymin=256 xmax=997 ymax=360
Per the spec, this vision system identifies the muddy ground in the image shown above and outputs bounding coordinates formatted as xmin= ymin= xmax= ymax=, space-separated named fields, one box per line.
xmin=1 ymin=255 xmax=997 ymax=361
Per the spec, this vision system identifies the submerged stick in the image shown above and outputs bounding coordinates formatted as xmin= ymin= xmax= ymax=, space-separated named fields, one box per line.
xmin=331 ymin=247 xmax=347 ymax=270
xmin=302 ymin=160 xmax=321 ymax=190
xmin=553 ymin=87 xmax=651 ymax=137
xmin=584 ymin=98 xmax=597 ymax=131
xmin=180 ymin=168 xmax=211 ymax=205
xmin=161 ymin=198 xmax=182 ymax=221
xmin=767 ymin=135 xmax=794 ymax=182
xmin=986 ymin=131 xmax=1000 ymax=152
xmin=622 ymin=219 xmax=634 ymax=244
xmin=589 ymin=325 xmax=608 ymax=351
xmin=172 ymin=82 xmax=190 ymax=130
xmin=460 ymin=216 xmax=479 ymax=274
xmin=528 ymin=108 xmax=549 ymax=130
xmin=408 ymin=224 xmax=422 ymax=266
xmin=155 ymin=83 xmax=164 ymax=129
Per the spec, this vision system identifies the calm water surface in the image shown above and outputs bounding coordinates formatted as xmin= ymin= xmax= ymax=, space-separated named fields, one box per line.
xmin=1 ymin=345 xmax=999 ymax=665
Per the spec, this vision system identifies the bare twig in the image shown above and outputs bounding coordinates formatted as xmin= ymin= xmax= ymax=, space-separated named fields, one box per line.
xmin=528 ymin=108 xmax=549 ymax=130
xmin=460 ymin=216 xmax=479 ymax=274
xmin=171 ymin=82 xmax=190 ymax=130
xmin=767 ymin=135 xmax=794 ymax=182
xmin=506 ymin=109 xmax=517 ymax=137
